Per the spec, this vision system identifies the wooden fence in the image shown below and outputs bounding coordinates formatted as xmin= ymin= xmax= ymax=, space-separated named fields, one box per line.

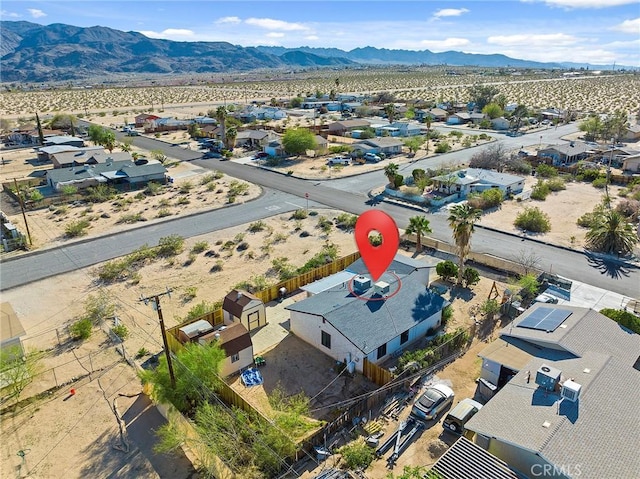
xmin=362 ymin=358 xmax=393 ymax=387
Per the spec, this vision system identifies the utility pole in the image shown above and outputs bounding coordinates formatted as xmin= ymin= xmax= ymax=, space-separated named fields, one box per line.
xmin=13 ymin=178 xmax=32 ymax=247
xmin=141 ymin=288 xmax=175 ymax=388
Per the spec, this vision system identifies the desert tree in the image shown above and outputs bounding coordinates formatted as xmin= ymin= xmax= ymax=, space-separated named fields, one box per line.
xmin=512 ymin=248 xmax=542 ymax=276
xmin=405 ymin=216 xmax=432 ymax=253
xmin=482 ymin=102 xmax=503 ymax=119
xmin=468 ymin=84 xmax=499 ymax=111
xmin=585 ymin=210 xmax=637 ymax=256
xmin=384 ymin=103 xmax=396 ymax=123
xmin=215 ymin=106 xmax=227 ymax=147
xmin=448 ymin=203 xmax=482 ymax=286
xmin=282 ymin=128 xmax=316 ymax=156
xmin=0 ymin=346 xmax=42 ymax=402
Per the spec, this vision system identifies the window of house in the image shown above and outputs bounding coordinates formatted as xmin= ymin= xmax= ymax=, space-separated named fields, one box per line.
xmin=400 ymin=330 xmax=409 ymax=345
xmin=321 ymin=331 xmax=331 ymax=349
xmin=377 ymin=343 xmax=387 ymax=360
xmin=231 ymin=353 xmax=240 ymax=363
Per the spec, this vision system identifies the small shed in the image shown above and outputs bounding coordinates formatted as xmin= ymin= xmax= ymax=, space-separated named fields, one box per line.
xmin=198 ymin=323 xmax=254 ymax=377
xmin=222 ymin=290 xmax=267 ymax=331
xmin=177 ymin=319 xmax=215 ymax=344
xmin=1 ymin=302 xmax=26 ymax=357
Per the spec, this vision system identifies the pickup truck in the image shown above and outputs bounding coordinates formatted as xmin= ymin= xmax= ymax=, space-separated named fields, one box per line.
xmin=327 ymin=156 xmax=350 ymax=166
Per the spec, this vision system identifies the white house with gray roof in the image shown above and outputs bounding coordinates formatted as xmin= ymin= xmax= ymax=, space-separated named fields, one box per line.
xmin=431 ymin=168 xmax=525 ymax=199
xmin=465 ymin=303 xmax=640 ymax=479
xmin=285 ymin=255 xmax=445 ymax=372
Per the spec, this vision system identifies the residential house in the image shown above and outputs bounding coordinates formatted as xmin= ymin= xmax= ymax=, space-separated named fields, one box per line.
xmin=447 ymin=112 xmax=486 ymax=125
xmin=622 ymin=124 xmax=640 ymax=142
xmin=144 ymin=117 xmax=192 ymax=133
xmin=43 ymin=135 xmax=85 ymax=148
xmin=431 ymin=168 xmax=525 ymax=199
xmin=38 ymin=145 xmax=103 ymax=163
xmin=538 ymin=141 xmax=592 ymax=166
xmin=234 ymin=129 xmax=276 ymax=149
xmin=540 ymin=107 xmax=565 ymax=121
xmin=264 ymin=139 xmax=286 ymax=158
xmin=1 ymin=302 xmax=26 ymax=357
xmin=46 ymin=159 xmax=167 ymax=191
xmin=135 ymin=113 xmax=161 ymax=127
xmin=200 ymin=124 xmax=222 ymax=140
xmin=417 ymin=108 xmax=448 ymax=122
xmin=491 ymin=117 xmax=511 ymax=131
xmin=5 ymin=127 xmax=66 ymax=146
xmin=327 ymin=119 xmax=371 ymax=136
xmin=351 ymin=137 xmax=404 ymax=157
xmin=50 ymin=150 xmax=130 ymax=169
xmin=375 ymin=121 xmax=422 ymax=137
xmin=222 ymin=290 xmax=267 ymax=332
xmin=285 ymin=255 xmax=445 ymax=372
xmin=622 ymin=153 xmax=640 ymax=173
xmin=177 ymin=319 xmax=254 ymax=376
xmin=464 ymin=303 xmax=640 ymax=479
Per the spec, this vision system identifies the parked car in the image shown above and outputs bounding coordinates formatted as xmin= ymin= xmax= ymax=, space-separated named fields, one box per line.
xmin=411 ymin=383 xmax=454 ymax=420
xmin=364 ymin=152 xmax=382 ymax=163
xmin=126 ymin=130 xmax=140 ymax=136
xmin=442 ymin=398 xmax=482 ymax=434
xmin=254 ymin=152 xmax=269 ymax=159
xmin=203 ymin=151 xmax=222 ymax=159
xmin=533 ymin=292 xmax=559 ymax=304
xmin=327 ymin=156 xmax=350 ymax=166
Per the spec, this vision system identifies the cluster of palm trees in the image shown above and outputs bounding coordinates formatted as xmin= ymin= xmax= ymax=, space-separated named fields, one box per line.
xmin=404 ymin=203 xmax=483 ymax=286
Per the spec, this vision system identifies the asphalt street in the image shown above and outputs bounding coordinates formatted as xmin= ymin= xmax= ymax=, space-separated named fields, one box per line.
xmin=2 ymin=122 xmax=637 ymax=298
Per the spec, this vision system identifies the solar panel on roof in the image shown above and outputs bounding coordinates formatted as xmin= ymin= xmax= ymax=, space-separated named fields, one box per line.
xmin=517 ymin=307 xmax=571 ymax=332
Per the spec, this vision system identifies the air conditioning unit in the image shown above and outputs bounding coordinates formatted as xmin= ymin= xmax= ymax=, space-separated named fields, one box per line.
xmin=353 ymin=275 xmax=371 ymax=294
xmin=535 ymin=364 xmax=561 ymax=391
xmin=561 ymin=379 xmax=582 ymax=402
xmin=373 ymin=281 xmax=390 ymax=296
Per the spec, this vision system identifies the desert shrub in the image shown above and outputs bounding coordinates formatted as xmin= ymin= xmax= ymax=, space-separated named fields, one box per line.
xmin=179 ymin=181 xmax=193 ymax=194
xmin=480 ymin=299 xmax=501 ymax=319
xmin=335 ymin=213 xmax=358 ymax=231
xmin=117 ymin=213 xmax=144 ymax=224
xmin=517 ymin=273 xmax=540 ymax=299
xmin=60 ymin=184 xmax=78 ymax=197
xmin=84 ymin=184 xmax=117 ymax=202
xmin=615 ymin=199 xmax=640 ymax=222
xmin=578 ymin=167 xmax=602 ymax=182
xmin=530 ymin=180 xmax=551 ymax=201
xmin=112 ymin=324 xmax=129 ymax=340
xmin=339 ymin=439 xmax=375 ymax=470
xmin=182 ymin=286 xmax=198 ymax=301
xmin=508 ymin=159 xmax=532 ymax=175
xmin=462 ymin=267 xmax=480 ymax=287
xmin=70 ymin=318 xmax=92 ymax=340
xmin=145 ymin=181 xmax=163 ymax=196
xmin=514 ymin=206 xmax=551 ymax=233
xmin=179 ymin=300 xmax=220 ymax=324
xmin=436 ymin=260 xmax=458 ymax=282
xmin=228 ymin=180 xmax=249 ymax=196
xmin=191 ymin=241 xmax=209 ymax=253
xmin=393 ymin=173 xmax=404 ymax=188
xmin=546 ymin=177 xmax=566 ymax=191
xmin=535 ymin=163 xmax=557 ymax=178
xmin=577 ymin=203 xmax=605 ymax=228
xmin=271 ymin=257 xmax=297 ymax=280
xmin=157 ymin=208 xmax=172 ymax=218
xmin=248 ymin=220 xmax=267 ymax=232
xmin=157 ymin=235 xmax=185 ymax=256
xmin=468 ymin=189 xmax=503 ymax=210
xmin=65 ymin=219 xmax=91 ymax=237
xmin=592 ymin=177 xmax=608 ymax=189
xmin=599 ymin=308 xmax=640 ymax=334
xmin=28 ymin=189 xmax=44 ymax=203
xmin=316 ymin=215 xmax=333 ymax=233
xmin=435 ymin=141 xmax=451 ymax=153
xmin=291 ymin=209 xmax=308 ymax=220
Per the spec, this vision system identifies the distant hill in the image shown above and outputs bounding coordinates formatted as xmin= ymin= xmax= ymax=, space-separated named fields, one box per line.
xmin=1 ymin=20 xmax=621 ymax=83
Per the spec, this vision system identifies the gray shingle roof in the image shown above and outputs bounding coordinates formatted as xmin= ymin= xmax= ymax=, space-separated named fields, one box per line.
xmin=286 ymin=269 xmax=446 ymax=355
xmin=468 ymin=305 xmax=640 ymax=479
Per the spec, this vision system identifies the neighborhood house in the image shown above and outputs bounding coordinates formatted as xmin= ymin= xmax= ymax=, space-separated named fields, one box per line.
xmin=431 ymin=168 xmax=525 ymax=200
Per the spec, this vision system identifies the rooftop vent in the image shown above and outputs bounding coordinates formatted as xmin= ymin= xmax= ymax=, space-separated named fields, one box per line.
xmin=353 ymin=275 xmax=371 ymax=294
xmin=535 ymin=364 xmax=562 ymax=391
xmin=561 ymin=379 xmax=581 ymax=402
xmin=373 ymin=281 xmax=390 ymax=296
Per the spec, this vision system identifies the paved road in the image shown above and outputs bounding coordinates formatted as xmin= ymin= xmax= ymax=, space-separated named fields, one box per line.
xmin=3 ymin=122 xmax=637 ymax=298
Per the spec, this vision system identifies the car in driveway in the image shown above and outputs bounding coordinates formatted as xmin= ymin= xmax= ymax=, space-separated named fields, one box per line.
xmin=364 ymin=152 xmax=382 ymax=163
xmin=411 ymin=383 xmax=454 ymax=421
xmin=327 ymin=156 xmax=350 ymax=166
xmin=442 ymin=398 xmax=482 ymax=434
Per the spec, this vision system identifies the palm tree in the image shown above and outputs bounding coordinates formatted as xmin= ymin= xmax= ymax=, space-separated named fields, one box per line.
xmin=448 ymin=203 xmax=482 ymax=285
xmin=384 ymin=103 xmax=395 ymax=124
xmin=384 ymin=163 xmax=399 ymax=188
xmin=215 ymin=106 xmax=227 ymax=148
xmin=424 ymin=116 xmax=432 ymax=155
xmin=405 ymin=216 xmax=432 ymax=253
xmin=225 ymin=127 xmax=237 ymax=150
xmin=586 ymin=210 xmax=637 ymax=256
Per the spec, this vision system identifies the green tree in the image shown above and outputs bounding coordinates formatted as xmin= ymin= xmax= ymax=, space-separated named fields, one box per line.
xmin=482 ymin=102 xmax=503 ymax=119
xmin=35 ymin=112 xmax=45 ymax=145
xmin=514 ymin=206 xmax=551 ymax=233
xmin=436 ymin=260 xmax=458 ymax=282
xmin=585 ymin=210 xmax=637 ymax=256
xmin=141 ymin=342 xmax=225 ymax=413
xmin=0 ymin=346 xmax=42 ymax=402
xmin=602 ymin=110 xmax=628 ymax=142
xmin=119 ymin=139 xmax=133 ymax=152
xmin=87 ymin=125 xmax=115 ymax=152
xmin=405 ymin=215 xmax=432 ymax=252
xmin=47 ymin=113 xmax=78 ymax=133
xmin=225 ymin=126 xmax=237 ymax=150
xmin=448 ymin=203 xmax=482 ymax=286
xmin=468 ymin=84 xmax=499 ymax=111
xmin=579 ymin=115 xmax=604 ymax=142
xmin=386 ymin=466 xmax=429 ymax=479
xmin=599 ymin=308 xmax=640 ymax=334
xmin=384 ymin=162 xmax=399 ymax=188
xmin=282 ymin=128 xmax=316 ymax=156
xmin=404 ymin=136 xmax=425 ymax=155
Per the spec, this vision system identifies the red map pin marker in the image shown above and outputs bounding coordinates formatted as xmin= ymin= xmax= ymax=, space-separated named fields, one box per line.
xmin=355 ymin=210 xmax=399 ymax=282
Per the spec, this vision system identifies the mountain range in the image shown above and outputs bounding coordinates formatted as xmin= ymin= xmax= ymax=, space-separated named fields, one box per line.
xmin=0 ymin=21 xmax=579 ymax=83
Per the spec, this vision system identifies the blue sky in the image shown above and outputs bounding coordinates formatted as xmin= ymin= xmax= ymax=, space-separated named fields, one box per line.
xmin=2 ymin=1 xmax=639 ymax=66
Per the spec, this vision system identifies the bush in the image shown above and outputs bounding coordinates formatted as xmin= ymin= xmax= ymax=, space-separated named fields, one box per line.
xmin=191 ymin=241 xmax=209 ymax=253
xmin=469 ymin=188 xmax=503 ymax=210
xmin=592 ymin=177 xmax=608 ymax=189
xmin=530 ymin=180 xmax=551 ymax=201
xmin=546 ymin=177 xmax=566 ymax=191
xmin=535 ymin=163 xmax=557 ymax=178
xmin=335 ymin=213 xmax=358 ymax=231
xmin=339 ymin=439 xmax=375 ymax=470
xmin=112 ymin=323 xmax=129 ymax=340
xmin=70 ymin=318 xmax=92 ymax=340
xmin=393 ymin=174 xmax=404 ymax=189
xmin=462 ymin=267 xmax=480 ymax=287
xmin=65 ymin=219 xmax=91 ymax=238
xmin=435 ymin=141 xmax=451 ymax=153
xmin=248 ymin=220 xmax=267 ymax=232
xmin=615 ymin=199 xmax=640 ymax=222
xmin=599 ymin=308 xmax=640 ymax=334
xmin=157 ymin=235 xmax=185 ymax=256
xmin=578 ymin=167 xmax=602 ymax=182
xmin=291 ymin=209 xmax=308 ymax=220
xmin=436 ymin=260 xmax=458 ymax=282
xmin=145 ymin=181 xmax=163 ymax=196
xmin=441 ymin=305 xmax=453 ymax=326
xmin=514 ymin=206 xmax=551 ymax=233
